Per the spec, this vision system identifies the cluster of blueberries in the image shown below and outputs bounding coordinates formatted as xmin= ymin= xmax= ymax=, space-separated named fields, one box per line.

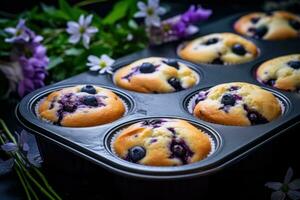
xmin=125 ymin=119 xmax=193 ymax=164
xmin=248 ymin=14 xmax=300 ymax=39
xmin=128 ymin=59 xmax=184 ymax=91
xmin=264 ymin=61 xmax=300 ymax=87
xmin=55 ymin=85 xmax=105 ymax=125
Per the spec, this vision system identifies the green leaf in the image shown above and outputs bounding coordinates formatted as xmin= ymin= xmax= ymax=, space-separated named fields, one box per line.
xmin=128 ymin=19 xmax=138 ymax=29
xmin=47 ymin=56 xmax=64 ymax=70
xmin=58 ymin=0 xmax=84 ymax=19
xmin=64 ymin=48 xmax=84 ymax=56
xmin=102 ymin=0 xmax=131 ymax=24
xmin=59 ymin=0 xmax=73 ymax=14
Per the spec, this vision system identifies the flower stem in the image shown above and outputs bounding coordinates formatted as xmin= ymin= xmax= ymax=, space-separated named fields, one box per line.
xmin=15 ymin=155 xmax=57 ymax=200
xmin=21 ymin=169 xmax=40 ymax=200
xmin=15 ymin=165 xmax=32 ymax=200
xmin=0 ymin=119 xmax=61 ymax=200
xmin=0 ymin=119 xmax=17 ymax=143
xmin=33 ymin=168 xmax=62 ymax=200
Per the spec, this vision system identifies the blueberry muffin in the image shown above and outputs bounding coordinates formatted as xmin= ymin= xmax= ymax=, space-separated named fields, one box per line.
xmin=192 ymin=82 xmax=281 ymax=126
xmin=37 ymin=85 xmax=126 ymax=127
xmin=113 ymin=119 xmax=212 ymax=166
xmin=234 ymin=11 xmax=300 ymax=40
xmin=257 ymin=54 xmax=300 ymax=91
xmin=177 ymin=33 xmax=258 ymax=65
xmin=113 ymin=57 xmax=199 ymax=93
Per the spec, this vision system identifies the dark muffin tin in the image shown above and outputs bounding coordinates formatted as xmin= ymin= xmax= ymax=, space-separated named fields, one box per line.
xmin=16 ymin=13 xmax=300 ymax=181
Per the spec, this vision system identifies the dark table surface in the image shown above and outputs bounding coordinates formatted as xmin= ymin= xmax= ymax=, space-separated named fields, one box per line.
xmin=1 ymin=1 xmax=300 ymax=200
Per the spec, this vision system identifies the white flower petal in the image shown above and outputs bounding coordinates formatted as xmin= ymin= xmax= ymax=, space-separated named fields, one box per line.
xmin=5 ymin=37 xmax=16 ymax=43
xmin=100 ymin=55 xmax=115 ymax=66
xmin=289 ymin=179 xmax=300 ymax=190
xmin=67 ymin=21 xmax=79 ymax=30
xmin=288 ymin=190 xmax=300 ymax=200
xmin=89 ymin=65 xmax=100 ymax=71
xmin=4 ymin=27 xmax=16 ymax=34
xmin=148 ymin=0 xmax=159 ymax=8
xmin=285 ymin=167 xmax=294 ymax=184
xmin=82 ymin=34 xmax=91 ymax=49
xmin=271 ymin=191 xmax=286 ymax=200
xmin=157 ymin=7 xmax=166 ymax=15
xmin=79 ymin=14 xmax=85 ymax=26
xmin=99 ymin=67 xmax=108 ymax=74
xmin=88 ymin=55 xmax=101 ymax=64
xmin=68 ymin=34 xmax=81 ymax=44
xmin=84 ymin=15 xmax=93 ymax=27
xmin=86 ymin=62 xmax=96 ymax=67
xmin=137 ymin=1 xmax=147 ymax=11
xmin=146 ymin=15 xmax=161 ymax=27
xmin=86 ymin=27 xmax=98 ymax=34
xmin=33 ymin=35 xmax=43 ymax=43
xmin=134 ymin=11 xmax=147 ymax=18
xmin=265 ymin=182 xmax=283 ymax=191
xmin=186 ymin=25 xmax=199 ymax=35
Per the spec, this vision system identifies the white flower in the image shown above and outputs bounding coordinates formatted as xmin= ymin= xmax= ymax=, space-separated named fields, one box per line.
xmin=134 ymin=0 xmax=166 ymax=27
xmin=4 ymin=19 xmax=31 ymax=43
xmin=66 ymin=14 xmax=98 ymax=49
xmin=265 ymin=167 xmax=300 ymax=200
xmin=86 ymin=55 xmax=115 ymax=74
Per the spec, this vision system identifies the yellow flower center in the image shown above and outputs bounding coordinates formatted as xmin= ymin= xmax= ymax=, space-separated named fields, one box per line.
xmin=79 ymin=26 xmax=85 ymax=34
xmin=99 ymin=61 xmax=107 ymax=68
xmin=147 ymin=8 xmax=154 ymax=16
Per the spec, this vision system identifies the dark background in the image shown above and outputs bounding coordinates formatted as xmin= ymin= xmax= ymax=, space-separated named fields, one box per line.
xmin=1 ymin=0 xmax=300 ymax=200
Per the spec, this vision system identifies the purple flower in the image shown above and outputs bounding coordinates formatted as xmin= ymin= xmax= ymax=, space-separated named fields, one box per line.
xmin=172 ymin=5 xmax=212 ymax=38
xmin=266 ymin=167 xmax=300 ymax=200
xmin=17 ymin=44 xmax=48 ymax=97
xmin=181 ymin=5 xmax=212 ymax=24
xmin=4 ymin=19 xmax=48 ymax=97
xmin=147 ymin=5 xmax=212 ymax=45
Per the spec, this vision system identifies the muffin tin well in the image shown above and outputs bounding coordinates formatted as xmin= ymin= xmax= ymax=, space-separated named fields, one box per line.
xmin=16 ymin=12 xmax=300 ymax=180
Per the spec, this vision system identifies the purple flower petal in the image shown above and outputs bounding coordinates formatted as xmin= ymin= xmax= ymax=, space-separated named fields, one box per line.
xmin=285 ymin=167 xmax=294 ymax=184
xmin=27 ymin=153 xmax=43 ymax=168
xmin=271 ymin=191 xmax=286 ymax=200
xmin=1 ymin=142 xmax=18 ymax=152
xmin=288 ymin=190 xmax=300 ymax=200
xmin=289 ymin=179 xmax=300 ymax=190
xmin=0 ymin=158 xmax=14 ymax=175
xmin=265 ymin=182 xmax=283 ymax=190
xmin=18 ymin=81 xmax=26 ymax=97
xmin=20 ymin=130 xmax=30 ymax=152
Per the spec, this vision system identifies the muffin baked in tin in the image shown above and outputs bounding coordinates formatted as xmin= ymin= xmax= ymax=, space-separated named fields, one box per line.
xmin=190 ymin=82 xmax=282 ymax=126
xmin=112 ymin=118 xmax=212 ymax=166
xmin=257 ymin=54 xmax=300 ymax=91
xmin=37 ymin=85 xmax=126 ymax=127
xmin=234 ymin=11 xmax=300 ymax=40
xmin=113 ymin=57 xmax=199 ymax=93
xmin=177 ymin=32 xmax=259 ymax=65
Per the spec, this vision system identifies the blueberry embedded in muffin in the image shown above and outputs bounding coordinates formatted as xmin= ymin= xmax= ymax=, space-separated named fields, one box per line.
xmin=234 ymin=11 xmax=300 ymax=40
xmin=113 ymin=57 xmax=199 ymax=93
xmin=177 ymin=33 xmax=258 ymax=65
xmin=113 ymin=118 xmax=212 ymax=166
xmin=192 ymin=82 xmax=281 ymax=126
xmin=257 ymin=54 xmax=300 ymax=92
xmin=37 ymin=85 xmax=126 ymax=127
